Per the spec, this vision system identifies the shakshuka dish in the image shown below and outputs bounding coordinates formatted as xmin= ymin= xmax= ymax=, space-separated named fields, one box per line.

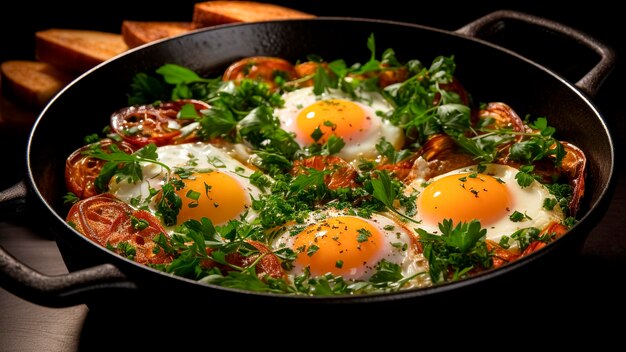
xmin=64 ymin=35 xmax=585 ymax=295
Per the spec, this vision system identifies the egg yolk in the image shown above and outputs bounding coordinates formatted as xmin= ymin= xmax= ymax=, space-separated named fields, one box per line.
xmin=296 ymin=99 xmax=370 ymax=144
xmin=174 ymin=171 xmax=250 ymax=226
xmin=418 ymin=173 xmax=512 ymax=227
xmin=293 ymin=216 xmax=385 ymax=278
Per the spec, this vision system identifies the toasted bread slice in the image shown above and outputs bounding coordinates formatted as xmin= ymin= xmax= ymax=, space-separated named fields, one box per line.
xmin=1 ymin=60 xmax=74 ymax=108
xmin=36 ymin=29 xmax=128 ymax=73
xmin=193 ymin=1 xmax=314 ymax=28
xmin=122 ymin=21 xmax=193 ymax=48
xmin=0 ymin=93 xmax=38 ymax=128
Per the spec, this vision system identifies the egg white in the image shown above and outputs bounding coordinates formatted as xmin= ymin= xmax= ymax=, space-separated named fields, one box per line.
xmin=274 ymin=86 xmax=403 ymax=162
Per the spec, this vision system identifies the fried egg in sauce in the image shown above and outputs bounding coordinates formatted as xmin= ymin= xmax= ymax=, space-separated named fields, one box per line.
xmin=406 ymin=163 xmax=565 ymax=248
xmin=274 ymin=209 xmax=428 ymax=284
xmin=109 ymin=143 xmax=266 ymax=230
xmin=275 ymin=86 xmax=403 ymax=162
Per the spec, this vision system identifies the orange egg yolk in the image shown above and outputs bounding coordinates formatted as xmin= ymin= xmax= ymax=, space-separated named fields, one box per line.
xmin=293 ymin=216 xmax=385 ymax=278
xmin=296 ymin=99 xmax=370 ymax=144
xmin=418 ymin=173 xmax=512 ymax=227
xmin=174 ymin=171 xmax=250 ymax=226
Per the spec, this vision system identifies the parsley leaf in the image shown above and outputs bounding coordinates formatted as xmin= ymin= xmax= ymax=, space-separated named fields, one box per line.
xmin=238 ymin=105 xmax=300 ymax=160
xmin=417 ymin=219 xmax=490 ymax=283
xmin=509 ymin=211 xmax=527 ymax=222
xmin=369 ymin=259 xmax=403 ymax=284
xmin=156 ymin=180 xmax=183 ymax=226
xmin=515 ymin=165 xmax=536 ymax=188
xmin=63 ymin=192 xmax=80 ymax=205
xmin=313 ymin=65 xmax=336 ymax=95
xmin=130 ymin=215 xmax=149 ymax=230
xmin=84 ymin=143 xmax=169 ymax=192
xmin=323 ymin=135 xmax=345 ymax=155
xmin=107 ymin=241 xmax=137 ymax=260
xmin=376 ymin=139 xmax=412 ymax=164
xmin=370 ymin=170 xmax=419 ymax=223
xmin=128 ymin=72 xmax=168 ymax=105
xmin=509 ymin=227 xmax=555 ymax=252
xmin=356 ymin=228 xmax=372 ymax=243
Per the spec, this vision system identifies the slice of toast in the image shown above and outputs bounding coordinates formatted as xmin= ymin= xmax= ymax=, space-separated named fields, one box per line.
xmin=122 ymin=21 xmax=193 ymax=48
xmin=1 ymin=60 xmax=74 ymax=108
xmin=193 ymin=1 xmax=314 ymax=28
xmin=0 ymin=93 xmax=38 ymax=128
xmin=36 ymin=29 xmax=128 ymax=73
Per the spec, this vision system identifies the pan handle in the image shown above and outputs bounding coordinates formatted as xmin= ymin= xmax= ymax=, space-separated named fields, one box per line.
xmin=456 ymin=10 xmax=616 ymax=97
xmin=0 ymin=180 xmax=28 ymax=216
xmin=0 ymin=181 xmax=137 ymax=307
xmin=0 ymin=247 xmax=135 ymax=307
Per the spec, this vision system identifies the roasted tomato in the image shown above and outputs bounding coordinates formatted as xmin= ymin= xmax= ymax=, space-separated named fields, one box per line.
xmin=293 ymin=61 xmax=329 ymax=87
xmin=486 ymin=240 xmax=521 ymax=269
xmin=227 ymin=241 xmax=284 ymax=279
xmin=433 ymin=77 xmax=470 ymax=106
xmin=407 ymin=134 xmax=475 ymax=182
xmin=376 ymin=155 xmax=418 ymax=182
xmin=477 ymin=102 xmax=527 ymax=133
xmin=65 ymin=139 xmax=136 ymax=199
xmin=111 ymin=99 xmax=209 ymax=147
xmin=67 ymin=194 xmax=172 ymax=265
xmin=292 ymin=156 xmax=359 ymax=190
xmin=202 ymin=241 xmax=284 ymax=280
xmin=223 ymin=56 xmax=297 ymax=89
xmin=520 ymin=221 xmax=568 ymax=257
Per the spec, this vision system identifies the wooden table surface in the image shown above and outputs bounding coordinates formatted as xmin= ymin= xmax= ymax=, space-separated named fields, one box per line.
xmin=1 ymin=2 xmax=625 ymax=348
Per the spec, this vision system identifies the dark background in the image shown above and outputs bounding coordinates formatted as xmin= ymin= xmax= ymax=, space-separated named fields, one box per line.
xmin=0 ymin=0 xmax=624 ymax=345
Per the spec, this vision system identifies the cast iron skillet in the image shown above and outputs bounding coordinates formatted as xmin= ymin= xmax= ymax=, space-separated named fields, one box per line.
xmin=0 ymin=11 xmax=616 ymax=307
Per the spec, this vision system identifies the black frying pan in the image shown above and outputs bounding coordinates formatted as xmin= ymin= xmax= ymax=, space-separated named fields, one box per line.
xmin=0 ymin=11 xmax=616 ymax=308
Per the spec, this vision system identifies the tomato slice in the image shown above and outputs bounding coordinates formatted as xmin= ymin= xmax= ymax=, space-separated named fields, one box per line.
xmin=486 ymin=240 xmax=521 ymax=269
xmin=223 ymin=56 xmax=297 ymax=89
xmin=227 ymin=241 xmax=284 ymax=279
xmin=202 ymin=240 xmax=284 ymax=280
xmin=111 ymin=99 xmax=209 ymax=147
xmin=67 ymin=194 xmax=172 ymax=265
xmin=65 ymin=139 xmax=136 ymax=199
xmin=292 ymin=156 xmax=359 ymax=190
xmin=432 ymin=77 xmax=470 ymax=106
xmin=520 ymin=221 xmax=568 ymax=257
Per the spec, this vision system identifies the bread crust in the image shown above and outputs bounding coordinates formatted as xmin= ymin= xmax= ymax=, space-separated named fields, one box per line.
xmin=1 ymin=60 xmax=74 ymax=107
xmin=193 ymin=1 xmax=314 ymax=28
xmin=36 ymin=29 xmax=127 ymax=72
xmin=122 ymin=21 xmax=193 ymax=48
